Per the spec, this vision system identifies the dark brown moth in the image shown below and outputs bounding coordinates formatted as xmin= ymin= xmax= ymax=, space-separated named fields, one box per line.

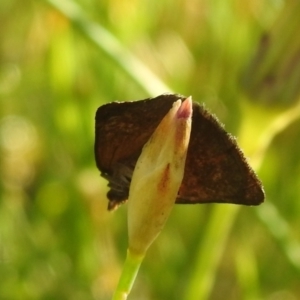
xmin=95 ymin=94 xmax=264 ymax=210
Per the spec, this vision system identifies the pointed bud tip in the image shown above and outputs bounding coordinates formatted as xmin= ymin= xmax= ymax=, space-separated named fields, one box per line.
xmin=176 ymin=96 xmax=192 ymax=119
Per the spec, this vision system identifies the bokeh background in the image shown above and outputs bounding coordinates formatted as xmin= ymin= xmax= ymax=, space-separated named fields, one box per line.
xmin=1 ymin=0 xmax=300 ymax=299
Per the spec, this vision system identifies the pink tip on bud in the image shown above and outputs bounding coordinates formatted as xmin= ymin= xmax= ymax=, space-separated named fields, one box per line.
xmin=176 ymin=96 xmax=192 ymax=119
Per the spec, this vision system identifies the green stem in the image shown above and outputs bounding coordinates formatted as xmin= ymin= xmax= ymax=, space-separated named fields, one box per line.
xmin=44 ymin=0 xmax=171 ymax=96
xmin=112 ymin=249 xmax=145 ymax=300
xmin=184 ymin=205 xmax=239 ymax=300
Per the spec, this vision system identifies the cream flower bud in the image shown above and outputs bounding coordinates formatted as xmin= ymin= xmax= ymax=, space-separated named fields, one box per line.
xmin=128 ymin=97 xmax=192 ymax=256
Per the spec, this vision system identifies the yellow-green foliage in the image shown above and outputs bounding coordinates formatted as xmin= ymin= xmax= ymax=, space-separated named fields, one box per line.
xmin=1 ymin=0 xmax=300 ymax=299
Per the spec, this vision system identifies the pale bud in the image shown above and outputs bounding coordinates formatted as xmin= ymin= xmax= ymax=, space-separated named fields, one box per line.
xmin=127 ymin=97 xmax=192 ymax=256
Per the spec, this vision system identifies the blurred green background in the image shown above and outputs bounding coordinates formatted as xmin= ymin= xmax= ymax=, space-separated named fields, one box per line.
xmin=1 ymin=0 xmax=300 ymax=299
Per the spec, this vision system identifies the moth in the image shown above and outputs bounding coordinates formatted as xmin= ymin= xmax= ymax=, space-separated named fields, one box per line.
xmin=95 ymin=94 xmax=264 ymax=210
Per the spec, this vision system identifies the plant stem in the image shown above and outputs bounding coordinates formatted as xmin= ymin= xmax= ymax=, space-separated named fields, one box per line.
xmin=184 ymin=205 xmax=239 ymax=300
xmin=112 ymin=249 xmax=145 ymax=300
xmin=44 ymin=0 xmax=172 ymax=96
